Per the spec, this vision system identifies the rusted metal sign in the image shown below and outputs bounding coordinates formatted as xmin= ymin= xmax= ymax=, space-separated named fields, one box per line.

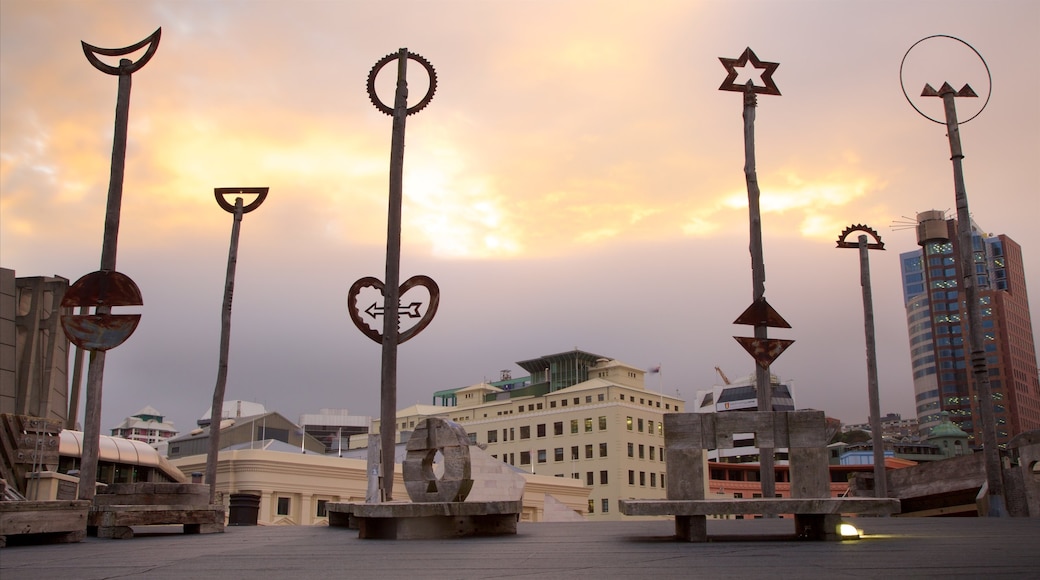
xmin=60 ymin=270 xmax=143 ymax=351
xmin=733 ymin=297 xmax=791 ymax=329
xmin=733 ymin=336 xmax=794 ymax=369
xmin=718 ymin=47 xmax=781 ymax=95
xmin=348 ymin=275 xmax=440 ymax=345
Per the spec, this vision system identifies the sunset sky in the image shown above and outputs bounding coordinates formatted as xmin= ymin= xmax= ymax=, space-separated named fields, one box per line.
xmin=2 ymin=0 xmax=1037 ymax=434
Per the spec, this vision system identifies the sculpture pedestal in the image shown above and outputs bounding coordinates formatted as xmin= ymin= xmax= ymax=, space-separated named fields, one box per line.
xmin=326 ymin=500 xmax=520 ymax=539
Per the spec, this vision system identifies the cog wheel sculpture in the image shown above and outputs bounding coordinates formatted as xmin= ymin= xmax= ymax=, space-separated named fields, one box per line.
xmin=836 ymin=224 xmax=885 ymax=250
xmin=367 ymin=51 xmax=438 ymax=116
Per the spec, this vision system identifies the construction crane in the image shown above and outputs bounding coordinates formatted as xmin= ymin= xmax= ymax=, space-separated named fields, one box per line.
xmin=714 ymin=366 xmax=731 ymax=385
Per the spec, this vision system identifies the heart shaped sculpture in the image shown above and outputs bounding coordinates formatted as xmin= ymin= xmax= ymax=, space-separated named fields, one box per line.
xmin=348 ymin=275 xmax=440 ymax=344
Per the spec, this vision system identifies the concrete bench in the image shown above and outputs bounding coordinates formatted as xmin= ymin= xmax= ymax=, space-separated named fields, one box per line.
xmin=619 ymin=497 xmax=900 ymax=541
xmin=621 ymin=411 xmax=900 ymax=541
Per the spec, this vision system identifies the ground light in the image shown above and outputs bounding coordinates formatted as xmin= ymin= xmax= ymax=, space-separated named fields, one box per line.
xmin=839 ymin=522 xmax=862 ymax=539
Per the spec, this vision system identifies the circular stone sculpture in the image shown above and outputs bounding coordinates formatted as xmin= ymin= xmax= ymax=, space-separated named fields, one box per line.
xmin=403 ymin=418 xmax=474 ymax=503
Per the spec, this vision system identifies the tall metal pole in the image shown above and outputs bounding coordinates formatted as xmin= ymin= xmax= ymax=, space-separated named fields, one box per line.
xmin=206 ymin=188 xmax=268 ymax=505
xmin=939 ymin=89 xmax=1006 ymax=516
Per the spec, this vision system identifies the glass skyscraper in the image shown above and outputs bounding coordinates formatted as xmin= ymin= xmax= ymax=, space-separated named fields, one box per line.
xmin=899 ymin=211 xmax=1040 ymax=446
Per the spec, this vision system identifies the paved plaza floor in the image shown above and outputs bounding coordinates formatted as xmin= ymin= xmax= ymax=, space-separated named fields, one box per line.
xmin=2 ymin=517 xmax=1038 ymax=579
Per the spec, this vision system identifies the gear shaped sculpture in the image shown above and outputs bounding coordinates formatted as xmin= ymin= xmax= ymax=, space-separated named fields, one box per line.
xmin=367 ymin=51 xmax=438 ymax=116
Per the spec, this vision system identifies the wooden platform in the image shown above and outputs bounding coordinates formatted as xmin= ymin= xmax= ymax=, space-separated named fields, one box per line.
xmin=327 ymin=501 xmax=521 ymax=539
xmin=0 ymin=500 xmax=90 ymax=547
xmin=619 ymin=497 xmax=900 ymax=541
xmin=88 ymin=504 xmax=226 ymax=539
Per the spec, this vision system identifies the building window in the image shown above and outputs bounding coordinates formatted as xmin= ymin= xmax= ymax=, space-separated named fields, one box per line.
xmin=637 ymin=418 xmax=644 ymax=432
xmin=536 ymin=403 xmax=543 ymax=410
xmin=586 ymin=396 xmax=593 ymax=403
xmin=584 ymin=418 xmax=593 ymax=433
xmin=601 ymin=498 xmax=609 ymax=513
xmin=520 ymin=426 xmax=531 ymax=440
xmin=650 ymin=473 xmax=657 ymax=487
xmin=537 ymin=449 xmax=547 ymax=463
xmin=487 ymin=430 xmax=498 ymax=443
xmin=598 ymin=394 xmax=605 ymax=401
xmin=561 ymin=399 xmax=568 ymax=407
xmin=537 ymin=423 xmax=546 ymax=438
xmin=627 ymin=442 xmax=634 ymax=457
xmin=277 ymin=497 xmax=291 ymax=516
xmin=648 ymin=420 xmax=653 ymax=434
xmin=520 ymin=451 xmax=531 ymax=465
xmin=550 ymin=401 xmax=557 ymax=408
xmin=571 ymin=446 xmax=579 ymax=460
xmin=585 ymin=444 xmax=593 ymax=459
xmin=586 ymin=472 xmax=594 ymax=486
xmin=468 ymin=432 xmax=477 ymax=444
xmin=554 ymin=421 xmax=564 ymax=436
xmin=572 ymin=473 xmax=580 ymax=480
xmin=649 ymin=446 xmax=655 ymax=461
xmin=600 ymin=470 xmax=608 ymax=485
xmin=598 ymin=416 xmax=607 ymax=431
xmin=626 ymin=417 xmax=633 ymax=431
xmin=639 ymin=472 xmax=646 ymax=486
xmin=588 ymin=499 xmax=594 ymax=514
xmin=316 ymin=500 xmax=328 ymax=518
xmin=661 ymin=473 xmax=665 ymax=487
xmin=638 ymin=444 xmax=645 ymax=459
xmin=570 ymin=419 xmax=579 ymax=434
xmin=599 ymin=442 xmax=608 ymax=458
xmin=628 ymin=470 xmax=635 ymax=485
xmin=555 ymin=447 xmax=564 ymax=462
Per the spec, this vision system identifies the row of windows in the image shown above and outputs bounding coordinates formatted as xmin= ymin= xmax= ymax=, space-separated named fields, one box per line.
xmin=627 ymin=442 xmax=665 ymax=461
xmin=514 ymin=442 xmax=610 ymax=465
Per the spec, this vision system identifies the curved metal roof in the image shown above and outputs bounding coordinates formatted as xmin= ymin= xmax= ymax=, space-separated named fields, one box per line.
xmin=59 ymin=430 xmax=186 ymax=482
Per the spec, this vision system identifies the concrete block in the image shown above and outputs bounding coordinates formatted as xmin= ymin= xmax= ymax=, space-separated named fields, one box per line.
xmin=665 ymin=448 xmax=706 ymax=500
xmin=665 ymin=414 xmax=705 ymax=449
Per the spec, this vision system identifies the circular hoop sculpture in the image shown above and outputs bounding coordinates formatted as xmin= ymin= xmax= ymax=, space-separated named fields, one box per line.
xmin=367 ymin=51 xmax=438 ymax=116
xmin=899 ymin=34 xmax=991 ymax=125
xmin=403 ymin=418 xmax=474 ymax=503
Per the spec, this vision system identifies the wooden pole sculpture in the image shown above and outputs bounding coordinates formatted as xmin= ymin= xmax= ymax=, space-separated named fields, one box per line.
xmin=900 ymin=35 xmax=1005 ymax=516
xmin=837 ymin=226 xmax=888 ymax=499
xmin=205 ymin=188 xmax=268 ymax=505
xmin=719 ymin=48 xmax=793 ymax=502
xmin=349 ymin=49 xmax=439 ymax=502
xmin=60 ymin=29 xmax=160 ymax=501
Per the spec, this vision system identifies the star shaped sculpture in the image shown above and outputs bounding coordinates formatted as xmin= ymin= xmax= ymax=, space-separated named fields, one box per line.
xmin=719 ymin=47 xmax=781 ymax=96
